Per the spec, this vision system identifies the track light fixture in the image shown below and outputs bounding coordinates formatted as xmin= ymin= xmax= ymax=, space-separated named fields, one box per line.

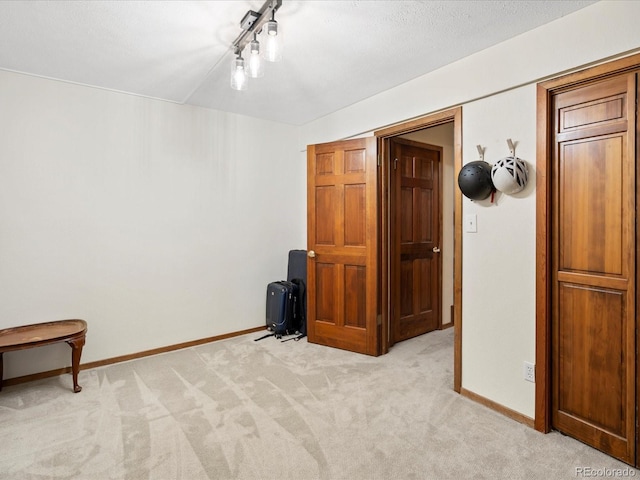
xmin=230 ymin=0 xmax=283 ymax=91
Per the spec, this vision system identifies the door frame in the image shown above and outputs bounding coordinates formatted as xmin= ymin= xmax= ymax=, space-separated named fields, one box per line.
xmin=375 ymin=106 xmax=463 ymax=392
xmin=535 ymin=52 xmax=640 ymax=433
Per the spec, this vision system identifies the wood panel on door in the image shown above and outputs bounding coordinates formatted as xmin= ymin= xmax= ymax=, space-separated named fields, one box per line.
xmin=390 ymin=138 xmax=441 ymax=344
xmin=307 ymin=138 xmax=379 ymax=355
xmin=551 ymin=73 xmax=636 ymax=464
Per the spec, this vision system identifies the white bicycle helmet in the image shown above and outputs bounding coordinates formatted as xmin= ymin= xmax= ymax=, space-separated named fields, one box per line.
xmin=491 ymin=156 xmax=528 ymax=194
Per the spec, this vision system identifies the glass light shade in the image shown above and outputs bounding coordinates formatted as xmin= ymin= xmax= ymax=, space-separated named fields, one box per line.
xmin=230 ymin=55 xmax=248 ymax=91
xmin=248 ymin=38 xmax=264 ymax=78
xmin=263 ymin=20 xmax=282 ymax=62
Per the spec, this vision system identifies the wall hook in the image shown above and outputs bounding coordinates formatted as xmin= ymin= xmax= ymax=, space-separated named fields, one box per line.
xmin=476 ymin=145 xmax=485 ymax=162
xmin=507 ymin=139 xmax=516 ymax=157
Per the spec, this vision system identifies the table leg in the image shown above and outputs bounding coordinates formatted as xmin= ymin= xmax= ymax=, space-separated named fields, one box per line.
xmin=0 ymin=352 xmax=3 ymax=392
xmin=66 ymin=335 xmax=85 ymax=393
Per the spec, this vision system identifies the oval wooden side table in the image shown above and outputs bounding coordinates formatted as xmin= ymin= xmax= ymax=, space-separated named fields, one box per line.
xmin=0 ymin=319 xmax=88 ymax=393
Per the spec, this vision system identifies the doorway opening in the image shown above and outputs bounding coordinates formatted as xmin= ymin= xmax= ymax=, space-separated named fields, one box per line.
xmin=375 ymin=107 xmax=462 ymax=392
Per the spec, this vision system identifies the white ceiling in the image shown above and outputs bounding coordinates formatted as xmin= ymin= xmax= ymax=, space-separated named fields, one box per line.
xmin=0 ymin=0 xmax=597 ymax=125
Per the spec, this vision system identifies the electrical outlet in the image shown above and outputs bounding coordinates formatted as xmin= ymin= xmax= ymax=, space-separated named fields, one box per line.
xmin=523 ymin=361 xmax=535 ymax=383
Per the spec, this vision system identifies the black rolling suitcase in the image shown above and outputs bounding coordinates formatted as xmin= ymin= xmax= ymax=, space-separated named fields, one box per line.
xmin=264 ymin=280 xmax=300 ymax=338
xmin=255 ymin=250 xmax=307 ymax=342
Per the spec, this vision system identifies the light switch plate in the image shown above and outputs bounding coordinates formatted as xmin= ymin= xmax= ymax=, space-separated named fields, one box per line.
xmin=465 ymin=214 xmax=477 ymax=233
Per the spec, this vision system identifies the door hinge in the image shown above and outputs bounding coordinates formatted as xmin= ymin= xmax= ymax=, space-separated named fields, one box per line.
xmin=393 ymin=158 xmax=398 ymax=170
xmin=377 ymin=153 xmax=381 ymax=167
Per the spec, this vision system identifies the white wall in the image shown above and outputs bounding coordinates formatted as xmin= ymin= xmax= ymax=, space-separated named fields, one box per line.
xmin=461 ymin=86 xmax=537 ymax=416
xmin=299 ymin=0 xmax=640 ymax=419
xmin=0 ymin=70 xmax=304 ymax=380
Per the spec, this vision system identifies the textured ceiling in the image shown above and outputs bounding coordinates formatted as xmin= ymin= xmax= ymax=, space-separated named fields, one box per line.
xmin=0 ymin=0 xmax=597 ymax=125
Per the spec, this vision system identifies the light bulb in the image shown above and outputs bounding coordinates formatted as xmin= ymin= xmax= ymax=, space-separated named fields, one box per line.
xmin=230 ymin=55 xmax=248 ymax=91
xmin=264 ymin=19 xmax=282 ymax=62
xmin=248 ymin=36 xmax=263 ymax=78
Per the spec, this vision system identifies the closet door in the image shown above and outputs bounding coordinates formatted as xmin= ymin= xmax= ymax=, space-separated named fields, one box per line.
xmin=551 ymin=73 xmax=636 ymax=464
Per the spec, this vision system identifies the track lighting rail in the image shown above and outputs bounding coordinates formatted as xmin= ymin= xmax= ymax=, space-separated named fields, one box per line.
xmin=231 ymin=0 xmax=282 ymax=55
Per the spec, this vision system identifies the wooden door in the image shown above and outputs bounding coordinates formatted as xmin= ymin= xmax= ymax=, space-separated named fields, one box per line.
xmin=306 ymin=137 xmax=379 ymax=355
xmin=390 ymin=138 xmax=441 ymax=344
xmin=551 ymin=73 xmax=636 ymax=464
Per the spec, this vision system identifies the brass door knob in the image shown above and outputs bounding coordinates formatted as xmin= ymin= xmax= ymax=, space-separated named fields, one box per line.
xmin=432 ymin=247 xmax=441 ymax=253
xmin=308 ymin=250 xmax=316 ymax=258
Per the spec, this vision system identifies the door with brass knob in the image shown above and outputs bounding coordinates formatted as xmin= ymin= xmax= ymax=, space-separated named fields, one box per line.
xmin=307 ymin=137 xmax=379 ymax=356
xmin=389 ymin=137 xmax=442 ymax=345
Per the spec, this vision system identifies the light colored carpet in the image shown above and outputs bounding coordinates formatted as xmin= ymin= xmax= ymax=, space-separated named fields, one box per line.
xmin=0 ymin=328 xmax=636 ymax=480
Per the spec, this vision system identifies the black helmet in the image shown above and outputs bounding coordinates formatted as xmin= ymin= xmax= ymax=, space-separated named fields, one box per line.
xmin=457 ymin=161 xmax=495 ymax=201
